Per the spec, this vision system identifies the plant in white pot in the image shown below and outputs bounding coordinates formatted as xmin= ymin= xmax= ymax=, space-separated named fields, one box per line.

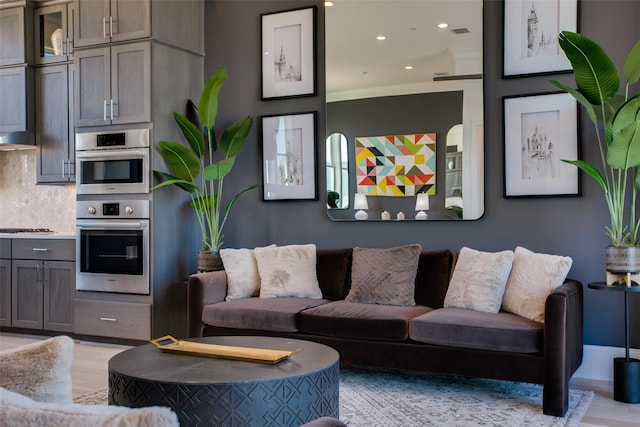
xmin=152 ymin=66 xmax=257 ymax=271
xmin=549 ymin=31 xmax=640 ymax=285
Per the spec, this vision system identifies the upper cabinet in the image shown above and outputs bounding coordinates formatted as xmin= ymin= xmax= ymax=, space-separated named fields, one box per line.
xmin=0 ymin=6 xmax=32 ymax=66
xmin=34 ymin=2 xmax=74 ymax=65
xmin=74 ymin=41 xmax=150 ymax=127
xmin=74 ymin=0 xmax=150 ymax=48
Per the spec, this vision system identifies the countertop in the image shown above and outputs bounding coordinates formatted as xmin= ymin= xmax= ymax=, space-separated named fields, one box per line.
xmin=0 ymin=232 xmax=75 ymax=239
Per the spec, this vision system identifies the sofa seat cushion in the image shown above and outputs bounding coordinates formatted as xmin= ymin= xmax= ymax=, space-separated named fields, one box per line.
xmin=201 ymin=297 xmax=331 ymax=332
xmin=409 ymin=308 xmax=543 ymax=353
xmin=298 ymin=301 xmax=433 ymax=341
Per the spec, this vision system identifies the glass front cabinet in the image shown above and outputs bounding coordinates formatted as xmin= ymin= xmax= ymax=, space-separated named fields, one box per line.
xmin=34 ymin=3 xmax=73 ymax=65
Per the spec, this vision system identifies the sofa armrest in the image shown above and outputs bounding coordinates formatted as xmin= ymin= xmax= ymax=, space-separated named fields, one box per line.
xmin=542 ymin=278 xmax=584 ymax=416
xmin=187 ymin=270 xmax=228 ymax=338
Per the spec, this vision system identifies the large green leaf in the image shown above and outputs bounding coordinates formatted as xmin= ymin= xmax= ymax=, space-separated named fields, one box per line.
xmin=623 ymin=39 xmax=640 ymax=85
xmin=562 ymin=159 xmax=608 ymax=192
xmin=607 ymin=95 xmax=640 ymax=169
xmin=190 ymin=195 xmax=216 ymax=212
xmin=174 ymin=112 xmax=205 ymax=157
xmin=203 ymin=157 xmax=235 ymax=182
xmin=198 ymin=66 xmax=227 ymax=130
xmin=151 ymin=171 xmax=199 ymax=193
xmin=224 ymin=184 xmax=259 ymax=212
xmin=220 ymin=116 xmax=253 ymax=157
xmin=157 ymin=141 xmax=200 ymax=182
xmin=549 ymin=79 xmax=598 ymax=124
xmin=558 ymin=31 xmax=619 ymax=106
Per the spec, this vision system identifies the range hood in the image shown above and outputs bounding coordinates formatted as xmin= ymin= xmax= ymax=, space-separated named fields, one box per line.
xmin=0 ymin=131 xmax=36 ymax=150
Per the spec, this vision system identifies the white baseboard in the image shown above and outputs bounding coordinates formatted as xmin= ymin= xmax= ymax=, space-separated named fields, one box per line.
xmin=573 ymin=345 xmax=640 ymax=382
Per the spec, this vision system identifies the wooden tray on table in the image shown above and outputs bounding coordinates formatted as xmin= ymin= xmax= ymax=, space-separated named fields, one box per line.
xmin=150 ymin=335 xmax=302 ymax=364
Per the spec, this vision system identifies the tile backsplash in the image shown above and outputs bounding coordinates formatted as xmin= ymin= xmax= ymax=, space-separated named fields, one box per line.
xmin=0 ymin=150 xmax=76 ymax=233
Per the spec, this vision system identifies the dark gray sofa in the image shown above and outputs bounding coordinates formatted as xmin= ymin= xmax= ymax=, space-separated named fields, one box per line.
xmin=187 ymin=248 xmax=583 ymax=417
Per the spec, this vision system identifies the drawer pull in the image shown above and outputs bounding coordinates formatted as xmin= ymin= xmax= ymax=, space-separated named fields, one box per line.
xmin=32 ymin=248 xmax=49 ymax=252
xmin=99 ymin=317 xmax=117 ymax=322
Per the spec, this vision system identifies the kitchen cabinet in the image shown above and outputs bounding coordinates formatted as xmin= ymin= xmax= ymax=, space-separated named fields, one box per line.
xmin=74 ymin=41 xmax=150 ymax=127
xmin=11 ymin=239 xmax=75 ymax=333
xmin=0 ymin=6 xmax=32 ymax=66
xmin=0 ymin=65 xmax=34 ymax=135
xmin=35 ymin=64 xmax=75 ymax=183
xmin=74 ymin=0 xmax=150 ymax=48
xmin=0 ymin=239 xmax=10 ymax=327
xmin=34 ymin=2 xmax=74 ymax=65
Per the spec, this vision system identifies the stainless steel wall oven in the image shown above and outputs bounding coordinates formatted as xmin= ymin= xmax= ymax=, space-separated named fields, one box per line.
xmin=76 ymin=200 xmax=150 ymax=294
xmin=76 ymin=128 xmax=150 ymax=195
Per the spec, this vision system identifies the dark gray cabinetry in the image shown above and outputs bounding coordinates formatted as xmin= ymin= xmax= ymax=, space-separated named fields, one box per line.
xmin=74 ymin=41 xmax=150 ymax=127
xmin=35 ymin=63 xmax=75 ymax=183
xmin=0 ymin=65 xmax=33 ymax=135
xmin=74 ymin=0 xmax=150 ymax=48
xmin=0 ymin=239 xmax=10 ymax=327
xmin=34 ymin=2 xmax=74 ymax=65
xmin=0 ymin=6 xmax=32 ymax=66
xmin=11 ymin=239 xmax=75 ymax=333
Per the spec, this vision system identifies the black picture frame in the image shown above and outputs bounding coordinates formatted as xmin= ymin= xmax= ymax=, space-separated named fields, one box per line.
xmin=260 ymin=6 xmax=317 ymax=100
xmin=261 ymin=112 xmax=318 ymax=201
xmin=502 ymin=0 xmax=580 ymax=78
xmin=503 ymin=92 xmax=581 ymax=198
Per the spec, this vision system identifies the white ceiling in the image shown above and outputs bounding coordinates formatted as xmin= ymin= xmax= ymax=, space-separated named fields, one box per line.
xmin=325 ymin=0 xmax=483 ymax=100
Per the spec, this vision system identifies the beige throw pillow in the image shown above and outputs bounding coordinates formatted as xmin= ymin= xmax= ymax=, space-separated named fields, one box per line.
xmin=345 ymin=244 xmax=422 ymax=306
xmin=0 ymin=335 xmax=74 ymax=404
xmin=221 ymin=245 xmax=275 ymax=301
xmin=444 ymin=247 xmax=514 ymax=313
xmin=255 ymin=244 xmax=323 ymax=299
xmin=0 ymin=387 xmax=179 ymax=427
xmin=502 ymin=246 xmax=573 ymax=323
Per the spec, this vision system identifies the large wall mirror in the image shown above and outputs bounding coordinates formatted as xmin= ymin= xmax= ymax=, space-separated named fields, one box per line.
xmin=325 ymin=0 xmax=484 ymax=221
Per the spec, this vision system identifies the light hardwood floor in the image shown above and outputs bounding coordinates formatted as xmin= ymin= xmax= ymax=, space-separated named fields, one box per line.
xmin=1 ymin=332 xmax=638 ymax=426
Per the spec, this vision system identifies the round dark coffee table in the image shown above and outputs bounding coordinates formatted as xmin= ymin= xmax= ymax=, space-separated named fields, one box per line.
xmin=108 ymin=336 xmax=340 ymax=426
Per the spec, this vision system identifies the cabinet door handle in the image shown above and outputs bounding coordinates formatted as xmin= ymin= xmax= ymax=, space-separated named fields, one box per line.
xmin=109 ymin=16 xmax=114 ymax=37
xmin=103 ymin=17 xmax=107 ymax=39
xmin=110 ymin=99 xmax=114 ymax=120
xmin=69 ymin=160 xmax=75 ymax=177
xmin=61 ymin=159 xmax=66 ymax=177
xmin=99 ymin=317 xmax=117 ymax=322
xmin=32 ymin=248 xmax=49 ymax=252
xmin=104 ymin=99 xmax=107 ymax=121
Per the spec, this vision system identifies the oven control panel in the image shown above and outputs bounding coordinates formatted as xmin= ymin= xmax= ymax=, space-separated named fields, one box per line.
xmin=77 ymin=200 xmax=150 ymax=219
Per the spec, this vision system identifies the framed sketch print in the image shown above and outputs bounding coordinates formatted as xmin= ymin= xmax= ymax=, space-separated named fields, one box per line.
xmin=262 ymin=112 xmax=318 ymax=201
xmin=261 ymin=6 xmax=316 ymax=100
xmin=503 ymin=0 xmax=579 ymax=77
xmin=503 ymin=92 xmax=580 ymax=198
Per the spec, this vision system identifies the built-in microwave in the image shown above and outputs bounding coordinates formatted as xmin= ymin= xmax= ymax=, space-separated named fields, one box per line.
xmin=75 ymin=128 xmax=150 ymax=195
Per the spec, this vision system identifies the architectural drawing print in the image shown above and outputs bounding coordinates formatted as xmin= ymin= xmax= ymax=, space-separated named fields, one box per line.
xmin=273 ymin=24 xmax=302 ymax=83
xmin=520 ymin=110 xmax=559 ymax=180
xmin=523 ymin=1 xmax=560 ymax=58
xmin=275 ymin=128 xmax=303 ymax=186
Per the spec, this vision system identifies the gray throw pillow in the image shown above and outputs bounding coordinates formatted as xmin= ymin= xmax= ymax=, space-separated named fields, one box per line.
xmin=346 ymin=244 xmax=422 ymax=306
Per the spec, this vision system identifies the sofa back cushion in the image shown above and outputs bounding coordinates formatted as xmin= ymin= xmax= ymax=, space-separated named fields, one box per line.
xmin=414 ymin=249 xmax=454 ymax=308
xmin=316 ymin=249 xmax=353 ymax=300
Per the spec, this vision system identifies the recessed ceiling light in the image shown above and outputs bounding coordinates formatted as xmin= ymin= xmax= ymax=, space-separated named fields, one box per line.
xmin=376 ymin=35 xmax=386 ymax=41
xmin=405 ymin=65 xmax=414 ymax=70
xmin=324 ymin=1 xmax=334 ymax=7
xmin=437 ymin=22 xmax=449 ymax=29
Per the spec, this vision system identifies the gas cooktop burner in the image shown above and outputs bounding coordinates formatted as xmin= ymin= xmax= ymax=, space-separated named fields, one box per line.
xmin=0 ymin=228 xmax=52 ymax=234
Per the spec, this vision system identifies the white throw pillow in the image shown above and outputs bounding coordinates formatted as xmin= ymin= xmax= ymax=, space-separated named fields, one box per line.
xmin=0 ymin=387 xmax=179 ymax=427
xmin=502 ymin=246 xmax=573 ymax=323
xmin=221 ymin=245 xmax=275 ymax=301
xmin=444 ymin=247 xmax=514 ymax=313
xmin=0 ymin=335 xmax=73 ymax=404
xmin=255 ymin=244 xmax=322 ymax=299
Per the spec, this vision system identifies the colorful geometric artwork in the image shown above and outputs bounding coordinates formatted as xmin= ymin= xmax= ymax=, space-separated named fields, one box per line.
xmin=355 ymin=133 xmax=436 ymax=196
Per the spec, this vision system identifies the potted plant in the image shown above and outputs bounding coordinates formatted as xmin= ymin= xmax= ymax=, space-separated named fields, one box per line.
xmin=152 ymin=66 xmax=257 ymax=271
xmin=549 ymin=31 xmax=640 ymax=285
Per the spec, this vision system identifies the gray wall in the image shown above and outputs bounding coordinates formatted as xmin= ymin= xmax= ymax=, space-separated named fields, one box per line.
xmin=204 ymin=0 xmax=640 ymax=348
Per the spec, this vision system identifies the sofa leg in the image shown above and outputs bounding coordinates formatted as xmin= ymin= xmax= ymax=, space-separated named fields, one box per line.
xmin=542 ymin=383 xmax=568 ymax=417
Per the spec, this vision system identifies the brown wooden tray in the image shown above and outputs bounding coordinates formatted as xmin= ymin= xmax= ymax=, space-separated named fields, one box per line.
xmin=150 ymin=335 xmax=302 ymax=364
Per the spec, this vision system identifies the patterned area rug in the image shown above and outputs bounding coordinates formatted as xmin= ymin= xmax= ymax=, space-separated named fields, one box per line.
xmin=75 ymin=366 xmax=593 ymax=427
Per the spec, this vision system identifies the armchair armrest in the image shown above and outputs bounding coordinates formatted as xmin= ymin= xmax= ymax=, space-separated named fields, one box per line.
xmin=542 ymin=278 xmax=584 ymax=416
xmin=187 ymin=270 xmax=228 ymax=338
